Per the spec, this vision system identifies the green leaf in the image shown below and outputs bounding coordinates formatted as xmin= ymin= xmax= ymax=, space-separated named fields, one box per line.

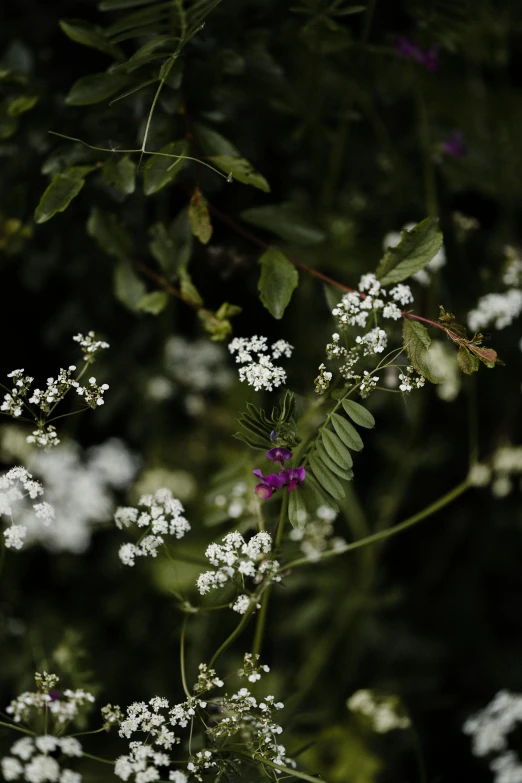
xmin=143 ymin=140 xmax=188 ymax=196
xmin=192 ymin=122 xmax=240 ymax=156
xmin=288 ymin=489 xmax=307 ymax=529
xmin=324 ymin=283 xmax=342 ymax=313
xmin=34 ymin=171 xmax=85 ymax=224
xmin=233 ymin=432 xmax=268 ymax=450
xmin=331 ymin=413 xmax=363 ymax=451
xmin=87 ymin=207 xmax=132 ymax=261
xmin=375 ymin=217 xmax=443 ymax=286
xmin=216 ymin=302 xmax=242 ymax=320
xmin=238 ymin=416 xmax=271 ymax=441
xmin=468 ymin=343 xmax=502 ymax=369
xmin=316 ymin=444 xmax=352 ymax=476
xmin=149 ymin=212 xmax=192 ymax=280
xmin=65 ymin=72 xmax=132 ymax=105
xmin=114 ymin=261 xmax=146 ymax=311
xmin=402 ymin=318 xmax=440 ymax=384
xmin=99 ymin=0 xmax=158 ymax=8
xmin=457 ymin=345 xmax=479 ymax=375
xmin=342 ymin=399 xmax=375 ymax=429
xmin=309 ymin=454 xmax=345 ymax=500
xmin=209 ymin=155 xmax=270 ymax=192
xmin=258 ymin=248 xmax=299 ymax=319
xmin=241 ymin=204 xmax=326 ymax=245
xmin=7 ymin=95 xmax=38 ymax=117
xmin=188 ymin=187 xmax=213 ymax=244
xmin=59 ymin=20 xmax=124 ymax=58
xmin=136 ymin=290 xmax=169 ymax=315
xmin=102 ymin=156 xmax=136 ymax=194
xmin=321 ymin=429 xmax=353 ymax=469
xmin=179 ymin=267 xmax=203 ymax=306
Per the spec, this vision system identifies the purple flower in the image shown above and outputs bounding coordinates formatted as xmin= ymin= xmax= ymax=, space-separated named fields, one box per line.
xmin=266 ymin=447 xmax=293 ymax=467
xmin=443 ymin=130 xmax=466 ymax=157
xmin=49 ymin=689 xmax=61 ymax=701
xmin=252 ymin=469 xmax=284 ymax=500
xmin=396 ymin=36 xmax=439 ymax=71
xmin=280 ymin=466 xmax=306 ymax=492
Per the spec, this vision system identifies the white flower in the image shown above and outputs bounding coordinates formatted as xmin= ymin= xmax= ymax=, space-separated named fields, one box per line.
xmin=1 ymin=757 xmax=24 ymax=780
xmin=468 ymin=290 xmax=522 ymax=332
xmin=355 ymin=328 xmax=388 ymax=356
xmin=232 ymin=594 xmax=251 ymax=614
xmin=228 ymin=337 xmax=293 ymax=392
xmin=4 ymin=524 xmax=27 ymax=550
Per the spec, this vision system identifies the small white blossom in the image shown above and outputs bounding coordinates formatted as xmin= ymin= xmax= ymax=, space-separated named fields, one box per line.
xmin=228 ymin=337 xmax=293 ymax=392
xmin=348 ymin=689 xmax=410 ymax=733
xmin=468 ymin=290 xmax=522 ymax=332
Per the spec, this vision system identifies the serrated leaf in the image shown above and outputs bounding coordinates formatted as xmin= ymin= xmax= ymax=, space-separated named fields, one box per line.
xmin=258 ymin=248 xmax=299 ymax=319
xmin=136 ymin=290 xmax=169 ymax=314
xmin=342 ymin=399 xmax=375 ymax=429
xmin=376 ymin=217 xmax=443 ymax=286
xmin=309 ymin=454 xmax=345 ymax=500
xmin=321 ymin=429 xmax=353 ymax=469
xmin=468 ymin=344 xmax=501 ymax=369
xmin=241 ymin=204 xmax=325 ymax=246
xmin=34 ymin=171 xmax=85 ymax=224
xmin=65 ymin=72 xmax=132 ymax=105
xmin=87 ymin=207 xmax=132 ymax=261
xmin=59 ymin=19 xmax=124 ymax=58
xmin=457 ymin=345 xmax=479 ymax=375
xmin=143 ymin=140 xmax=188 ymax=195
xmin=188 ymin=187 xmax=213 ymax=244
xmin=102 ymin=156 xmax=136 ymax=194
xmin=316 ymin=444 xmax=352 ymax=476
xmin=402 ymin=318 xmax=440 ymax=384
xmin=233 ymin=432 xmax=267 ymax=450
xmin=305 ymin=474 xmax=340 ymax=513
xmin=331 ymin=413 xmax=363 ymax=451
xmin=209 ymin=155 xmax=270 ymax=192
xmin=288 ymin=489 xmax=307 ymax=529
xmin=114 ymin=261 xmax=146 ymax=311
xmin=7 ymin=95 xmax=38 ymax=117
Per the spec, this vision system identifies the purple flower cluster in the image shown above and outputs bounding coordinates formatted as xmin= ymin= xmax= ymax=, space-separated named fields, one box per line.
xmin=396 ymin=36 xmax=439 ymax=71
xmin=253 ymin=447 xmax=306 ymax=500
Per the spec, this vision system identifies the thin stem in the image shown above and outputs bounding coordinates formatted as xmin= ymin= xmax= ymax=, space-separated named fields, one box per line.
xmin=0 ymin=720 xmax=36 ymax=737
xmin=180 ymin=616 xmax=191 ymax=699
xmin=283 ymin=478 xmax=471 ymax=571
xmin=82 ymin=752 xmax=115 ymax=766
xmin=251 ymin=754 xmax=324 ymax=783
xmin=69 ymin=726 xmax=108 ymax=739
xmin=209 ymin=605 xmax=255 ymax=669
xmin=252 ymin=491 xmax=289 ymax=658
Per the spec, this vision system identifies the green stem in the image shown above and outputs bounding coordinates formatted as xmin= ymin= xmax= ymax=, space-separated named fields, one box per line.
xmin=69 ymin=726 xmax=108 ymax=739
xmin=209 ymin=605 xmax=255 ymax=669
xmin=0 ymin=720 xmax=36 ymax=737
xmin=251 ymin=754 xmax=324 ymax=783
xmin=82 ymin=752 xmax=115 ymax=766
xmin=283 ymin=478 xmax=471 ymax=571
xmin=180 ymin=616 xmax=191 ymax=699
xmin=252 ymin=491 xmax=289 ymax=658
xmin=361 ymin=0 xmax=377 ymax=42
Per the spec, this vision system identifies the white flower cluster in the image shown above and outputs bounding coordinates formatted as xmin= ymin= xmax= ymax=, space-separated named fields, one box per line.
xmin=398 ymin=365 xmax=426 ymax=393
xmin=207 ymin=684 xmax=293 ymax=773
xmin=502 ymin=247 xmax=522 ymax=288
xmin=468 ymin=290 xmax=522 ymax=332
xmin=383 ymin=223 xmax=447 ymax=286
xmin=332 ymin=274 xmax=412 ymax=334
xmin=211 ymin=480 xmax=257 ymax=523
xmin=289 ymin=505 xmax=345 ymax=561
xmin=347 ymin=690 xmax=411 ymax=733
xmin=359 ymin=371 xmax=379 ymax=399
xmin=228 ymin=336 xmax=293 ymax=392
xmin=196 ymin=531 xmax=281 ymax=606
xmin=7 ymin=684 xmax=95 ymax=725
xmin=165 ymin=336 xmax=233 ymax=393
xmin=356 ymin=327 xmax=388 ymax=356
xmin=468 ymin=445 xmax=522 ymax=498
xmin=237 ymin=653 xmax=270 ymax=683
xmin=314 ymin=363 xmax=333 ymax=394
xmin=463 ymin=690 xmax=522 ymax=783
xmin=0 ymin=467 xmax=54 ymax=550
xmin=115 ymin=489 xmax=190 ymax=567
xmin=72 ymin=331 xmax=109 ymax=358
xmin=1 ymin=735 xmax=82 ymax=783
xmin=12 ymin=439 xmax=138 ymax=554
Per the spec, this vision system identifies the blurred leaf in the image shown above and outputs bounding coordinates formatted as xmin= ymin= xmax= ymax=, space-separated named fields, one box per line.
xmin=87 ymin=207 xmax=132 ymax=261
xmin=7 ymin=95 xmax=38 ymax=116
xmin=376 ymin=217 xmax=443 ymax=285
xmin=188 ymin=187 xmax=213 ymax=244
xmin=65 ymin=72 xmax=133 ymax=105
xmin=136 ymin=290 xmax=169 ymax=314
xmin=102 ymin=156 xmax=136 ymax=194
xmin=289 ymin=489 xmax=307 ymax=528
xmin=59 ymin=19 xmax=124 ymax=58
xmin=342 ymin=400 xmax=375 ymax=429
xmin=242 ymin=203 xmax=325 ymax=245
xmin=143 ymin=140 xmax=188 ymax=196
xmin=179 ymin=267 xmax=203 ymax=306
xmin=258 ymin=248 xmax=298 ymax=319
xmin=114 ymin=261 xmax=146 ymax=310
xmin=193 ymin=122 xmax=240 ymax=156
